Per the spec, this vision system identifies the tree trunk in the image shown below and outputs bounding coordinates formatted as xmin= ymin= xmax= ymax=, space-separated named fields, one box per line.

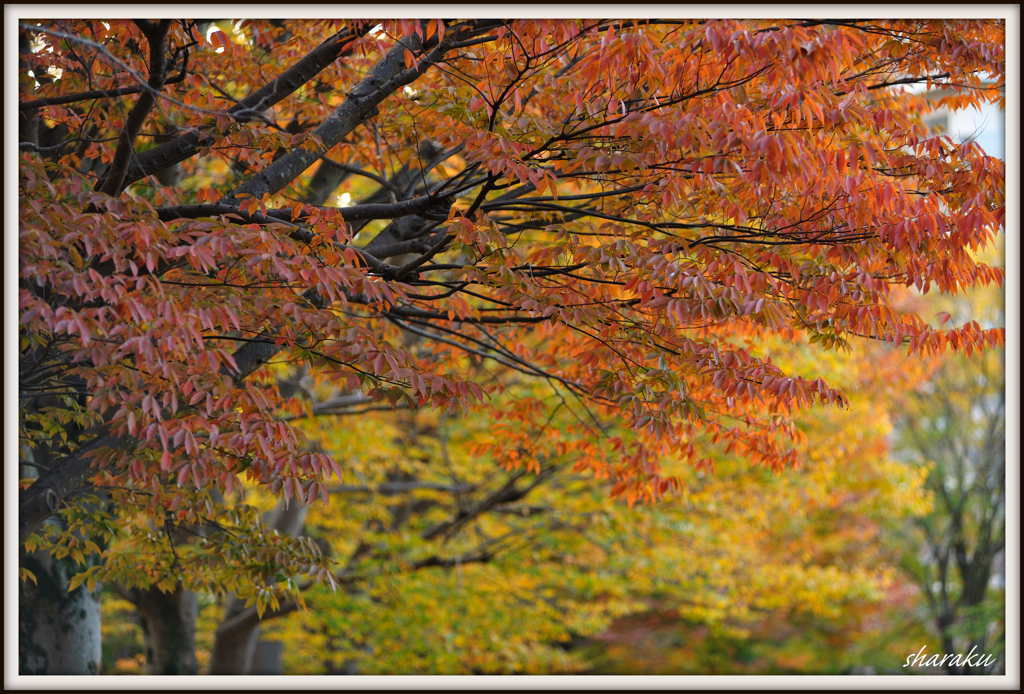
xmin=19 ymin=551 xmax=102 ymax=675
xmin=207 ymin=594 xmax=263 ymax=675
xmin=303 ymin=158 xmax=350 ymax=206
xmin=18 ymin=439 xmax=103 ymax=676
xmin=250 ymin=639 xmax=285 ymax=675
xmin=134 ymin=584 xmax=199 ymax=674
xmin=207 ymin=497 xmax=309 ymax=674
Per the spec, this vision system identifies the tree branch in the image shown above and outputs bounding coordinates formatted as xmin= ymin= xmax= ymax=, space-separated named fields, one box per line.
xmin=224 ymin=31 xmax=451 ymax=203
xmin=97 ymin=19 xmax=172 ymax=196
xmin=18 ymin=434 xmax=135 ymax=544
xmin=154 ymin=191 xmax=448 ymax=226
xmin=94 ymin=23 xmax=370 ymax=193
xmin=19 ymin=67 xmax=190 ymax=111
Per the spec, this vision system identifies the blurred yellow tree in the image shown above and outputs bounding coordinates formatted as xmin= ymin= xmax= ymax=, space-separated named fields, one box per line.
xmin=241 ymin=327 xmax=933 ymax=674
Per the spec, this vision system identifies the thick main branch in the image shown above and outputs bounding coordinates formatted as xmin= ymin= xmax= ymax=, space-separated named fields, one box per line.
xmin=97 ymin=19 xmax=172 ymax=196
xmin=94 ymin=23 xmax=370 ymax=194
xmin=224 ymin=32 xmax=448 ymax=203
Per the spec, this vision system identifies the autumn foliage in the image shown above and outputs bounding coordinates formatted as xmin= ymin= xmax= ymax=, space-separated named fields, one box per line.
xmin=18 ymin=17 xmax=1005 ymax=647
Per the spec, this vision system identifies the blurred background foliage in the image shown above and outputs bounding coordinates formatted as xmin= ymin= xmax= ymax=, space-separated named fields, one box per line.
xmin=97 ymin=240 xmax=1005 ymax=674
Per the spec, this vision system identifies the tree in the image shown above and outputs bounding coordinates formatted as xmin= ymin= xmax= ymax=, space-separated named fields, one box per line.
xmin=17 ymin=17 xmax=1005 ymax=674
xmin=890 ymin=244 xmax=1006 ymax=675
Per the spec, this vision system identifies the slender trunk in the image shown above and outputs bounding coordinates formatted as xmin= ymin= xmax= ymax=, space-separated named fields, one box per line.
xmin=134 ymin=584 xmax=199 ymax=674
xmin=207 ymin=498 xmax=309 ymax=674
xmin=250 ymin=639 xmax=285 ymax=675
xmin=937 ymin=539 xmax=998 ymax=674
xmin=207 ymin=595 xmax=264 ymax=675
xmin=19 ymin=550 xmax=102 ymax=675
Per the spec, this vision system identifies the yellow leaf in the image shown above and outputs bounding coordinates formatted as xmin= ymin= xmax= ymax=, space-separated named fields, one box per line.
xmin=68 ymin=245 xmax=85 ymax=269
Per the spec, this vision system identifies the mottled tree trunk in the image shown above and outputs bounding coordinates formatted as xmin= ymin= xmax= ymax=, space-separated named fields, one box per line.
xmin=19 ymin=428 xmax=103 ymax=676
xmin=134 ymin=584 xmax=199 ymax=675
xmin=19 ymin=551 xmax=102 ymax=675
